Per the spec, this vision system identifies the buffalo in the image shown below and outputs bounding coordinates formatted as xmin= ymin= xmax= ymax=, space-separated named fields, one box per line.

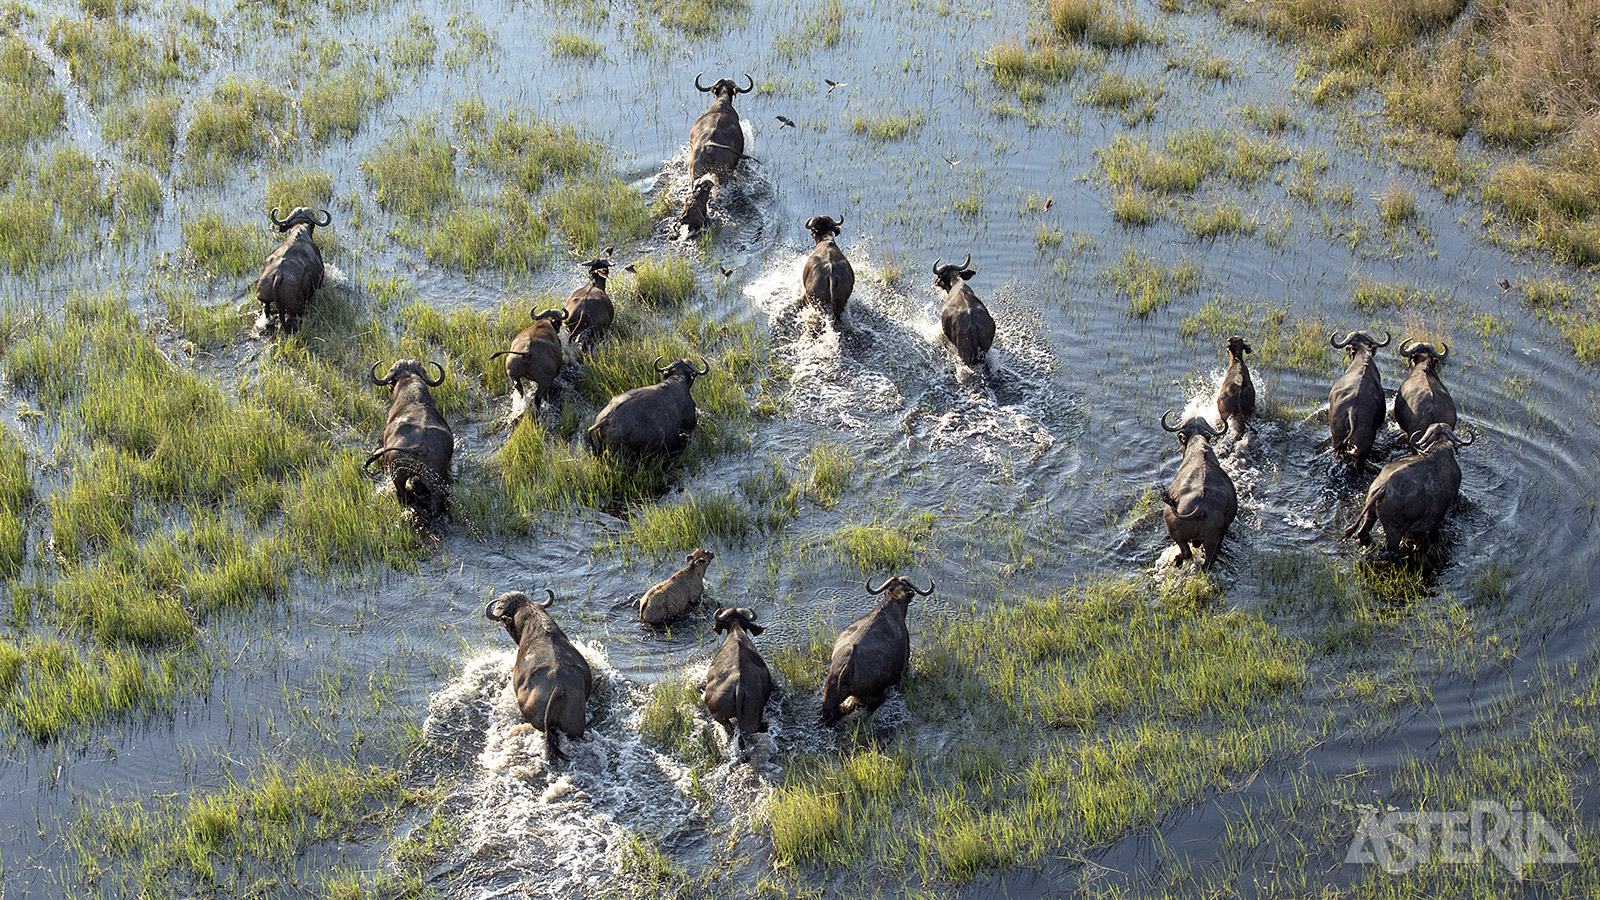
xmin=485 ymin=589 xmax=593 ymax=762
xmin=690 ymin=73 xmax=755 ymax=183
xmin=1328 ymin=330 xmax=1391 ymax=467
xmin=564 ymin=257 xmax=615 ymax=354
xmin=1217 ymin=334 xmax=1256 ymax=435
xmin=490 ymin=308 xmax=568 ymax=411
xmin=585 ymin=357 xmax=709 ymax=459
xmin=676 ymin=175 xmax=716 ymax=240
xmin=802 ymin=215 xmax=854 ymax=326
xmin=934 ymin=255 xmax=995 ymax=368
xmin=636 ymin=548 xmax=715 ymax=624
xmin=257 ymin=206 xmax=331 ymax=331
xmin=820 ymin=576 xmax=933 ymax=727
xmin=1343 ymin=422 xmax=1475 ymax=553
xmin=1394 ymin=339 xmax=1456 ymax=443
xmin=1158 ymin=411 xmax=1238 ymax=570
xmin=703 ymin=606 xmax=774 ymax=744
xmin=365 ymin=359 xmax=453 ymax=517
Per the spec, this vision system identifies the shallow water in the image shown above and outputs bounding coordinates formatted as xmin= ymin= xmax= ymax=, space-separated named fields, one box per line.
xmin=1 ymin=0 xmax=1598 ymax=895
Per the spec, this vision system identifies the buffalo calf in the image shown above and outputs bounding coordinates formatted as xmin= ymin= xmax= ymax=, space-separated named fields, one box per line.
xmin=636 ymin=548 xmax=715 ymax=624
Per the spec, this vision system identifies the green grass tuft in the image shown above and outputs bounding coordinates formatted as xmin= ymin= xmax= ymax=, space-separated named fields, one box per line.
xmin=1102 ymin=246 xmax=1202 ymax=316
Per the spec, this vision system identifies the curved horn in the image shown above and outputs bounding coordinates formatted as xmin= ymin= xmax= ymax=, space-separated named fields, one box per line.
xmin=1374 ymin=331 xmax=1392 ymax=348
xmin=738 ymin=74 xmax=754 ymax=93
xmin=654 ymin=356 xmax=668 ymax=373
xmin=484 ymin=599 xmax=502 ymax=621
xmin=913 ymin=579 xmax=935 ymax=596
xmin=316 ymin=209 xmax=332 ymax=227
xmin=1160 ymin=409 xmax=1181 ymax=432
xmin=932 ymin=258 xmax=943 ymax=275
xmin=805 ymin=215 xmax=821 ymax=230
xmin=960 ymin=253 xmax=971 ymax=271
xmin=538 ymin=588 xmax=555 ymax=608
xmin=742 ymin=607 xmax=757 ymax=621
xmin=695 ymin=72 xmax=710 ymax=92
xmin=1454 ymin=423 xmax=1477 ymax=446
xmin=1196 ymin=419 xmax=1224 ymax=440
xmin=423 ymin=362 xmax=445 ymax=386
xmin=834 ymin=214 xmax=844 ymax=229
xmin=370 ymin=361 xmax=396 ymax=385
xmin=866 ymin=577 xmax=888 ymax=594
xmin=268 ymin=207 xmax=287 ymax=228
xmin=695 ymin=356 xmax=710 ymax=376
xmin=1330 ymin=331 xmax=1353 ymax=349
xmin=1436 ymin=342 xmax=1449 ymax=360
xmin=1399 ymin=338 xmax=1420 ymax=356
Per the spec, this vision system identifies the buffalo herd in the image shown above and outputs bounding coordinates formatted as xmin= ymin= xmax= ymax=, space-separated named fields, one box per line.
xmin=247 ymin=76 xmax=1482 ymax=763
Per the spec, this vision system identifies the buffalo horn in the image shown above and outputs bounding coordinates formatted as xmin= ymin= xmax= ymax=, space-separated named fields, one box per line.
xmin=1330 ymin=331 xmax=1353 ymax=349
xmin=695 ymin=72 xmax=710 ymax=92
xmin=371 ymin=361 xmax=396 ymax=385
xmin=866 ymin=577 xmax=888 ymax=594
xmin=484 ymin=598 xmax=502 ymax=621
xmin=1160 ymin=409 xmax=1182 ymax=432
xmin=316 ymin=209 xmax=332 ymax=226
xmin=960 ymin=252 xmax=972 ymax=272
xmin=1374 ymin=331 xmax=1392 ymax=348
xmin=1399 ymin=337 xmax=1421 ymax=356
xmin=538 ymin=588 xmax=555 ymax=608
xmin=1454 ymin=423 xmax=1477 ymax=446
xmin=1436 ymin=342 xmax=1449 ymax=359
xmin=268 ymin=207 xmax=287 ymax=228
xmin=805 ymin=215 xmax=821 ymax=230
xmin=742 ymin=607 xmax=757 ymax=621
xmin=912 ymin=579 xmax=935 ymax=596
xmin=932 ymin=257 xmax=944 ymax=276
xmin=738 ymin=74 xmax=754 ymax=93
xmin=654 ymin=356 xmax=668 ymax=374
xmin=423 ymin=361 xmax=445 ymax=386
xmin=1409 ymin=429 xmax=1428 ymax=448
xmin=1196 ymin=419 xmax=1224 ymax=440
xmin=694 ymin=356 xmax=710 ymax=376
xmin=834 ymin=214 xmax=844 ymax=229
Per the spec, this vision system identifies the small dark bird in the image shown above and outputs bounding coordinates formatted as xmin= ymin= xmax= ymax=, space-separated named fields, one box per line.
xmin=1044 ymin=195 xmax=1053 ymax=211
xmin=944 ymin=153 xmax=962 ymax=168
xmin=776 ymin=116 xmax=796 ymax=128
xmin=1497 ymin=276 xmax=1511 ymax=293
xmin=623 ymin=263 xmax=637 ymax=274
xmin=718 ymin=264 xmax=733 ymax=278
xmin=825 ymin=79 xmax=846 ymax=93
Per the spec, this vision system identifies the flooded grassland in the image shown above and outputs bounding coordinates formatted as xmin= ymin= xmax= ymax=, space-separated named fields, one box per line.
xmin=0 ymin=0 xmax=1598 ymax=897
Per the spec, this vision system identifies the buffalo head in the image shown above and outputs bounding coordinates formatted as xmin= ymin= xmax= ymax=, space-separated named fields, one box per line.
xmin=695 ymin=72 xmax=754 ymax=99
xmin=371 ymin=359 xmax=445 ymax=387
xmin=866 ymin=575 xmax=935 ymax=598
xmin=712 ymin=606 xmax=764 ymax=635
xmin=1161 ymin=409 xmax=1224 ymax=444
xmin=1330 ymin=330 xmax=1392 ymax=355
xmin=1226 ymin=334 xmax=1253 ymax=358
xmin=654 ymin=356 xmax=711 ymax=384
xmin=805 ymin=215 xmax=844 ymax=241
xmin=1410 ymin=421 xmax=1475 ymax=451
xmin=269 ymin=206 xmax=332 ymax=233
xmin=1399 ymin=338 xmax=1448 ymax=366
xmin=932 ymin=254 xmax=976 ymax=291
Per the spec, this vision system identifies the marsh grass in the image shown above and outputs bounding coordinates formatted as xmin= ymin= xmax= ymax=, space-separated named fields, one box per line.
xmin=620 ymin=492 xmax=752 ymax=554
xmin=460 ymin=108 xmax=602 ymax=193
xmin=829 ymin=513 xmax=937 ymax=572
xmin=619 ymin=256 xmax=696 ymax=307
xmin=284 ymin=456 xmax=425 ymax=572
xmin=362 ymin=120 xmax=458 ymax=219
xmin=802 ymin=443 xmax=852 ymax=508
xmin=421 ymin=197 xmax=551 ymax=274
xmin=1182 ymin=200 xmax=1256 ymax=238
xmin=1349 ymin=275 xmax=1440 ymax=311
xmin=181 ymin=211 xmax=273 ymax=279
xmin=1099 ymin=129 xmax=1225 ymax=195
xmin=266 ymin=169 xmax=334 ymax=214
xmin=74 ymin=758 xmax=417 ymax=895
xmin=774 ymin=0 xmax=844 ymax=60
xmin=0 ymin=37 xmax=63 ymax=148
xmin=1084 ymin=71 xmax=1162 ymax=124
xmin=110 ymin=166 xmax=163 ymax=241
xmin=654 ymin=0 xmax=749 ymax=35
xmin=1239 ymin=101 xmax=1296 ymax=133
xmin=185 ymin=77 xmax=292 ymax=180
xmin=0 ymin=424 xmax=32 ymax=576
xmin=1 ymin=636 xmax=199 ymax=741
xmin=1377 ymin=183 xmax=1419 ymax=226
xmin=389 ymin=13 xmax=437 ymax=70
xmin=1103 ymin=246 xmax=1202 ymax=316
xmin=851 ymin=112 xmax=926 ymax=142
xmin=1049 ymin=0 xmax=1162 ymax=50
xmin=638 ymin=676 xmax=719 ymax=768
xmin=767 ymin=577 xmax=1307 ymax=881
xmin=1111 ymin=188 xmax=1157 ymax=225
xmin=551 ymin=32 xmax=605 ymax=60
xmin=546 ymin=176 xmax=652 ymax=255
xmin=1179 ymin=298 xmax=1334 ymax=372
xmin=45 ymin=15 xmax=180 ymax=104
xmin=302 ymin=64 xmax=393 ymax=143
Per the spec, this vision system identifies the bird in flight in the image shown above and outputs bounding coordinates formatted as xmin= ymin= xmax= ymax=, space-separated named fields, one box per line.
xmin=1044 ymin=195 xmax=1054 ymax=211
xmin=718 ymin=264 xmax=733 ymax=278
xmin=944 ymin=153 xmax=962 ymax=168
xmin=825 ymin=79 xmax=846 ymax=93
xmin=776 ymin=116 xmax=796 ymax=128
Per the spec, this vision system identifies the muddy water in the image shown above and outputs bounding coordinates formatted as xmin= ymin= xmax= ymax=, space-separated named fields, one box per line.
xmin=2 ymin=0 xmax=1598 ymax=896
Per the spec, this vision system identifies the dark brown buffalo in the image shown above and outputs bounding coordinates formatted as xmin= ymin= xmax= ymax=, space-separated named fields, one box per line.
xmin=365 ymin=359 xmax=453 ymax=517
xmin=802 ymin=214 xmax=854 ymax=326
xmin=690 ymin=73 xmax=755 ymax=183
xmin=820 ymin=576 xmax=933 ymax=726
xmin=485 ymin=589 xmax=593 ymax=762
xmin=257 ymin=206 xmax=331 ymax=331
xmin=1158 ymin=411 xmax=1238 ymax=569
xmin=564 ymin=257 xmax=614 ymax=354
xmin=1394 ymin=339 xmax=1456 ymax=443
xmin=934 ymin=254 xmax=995 ymax=368
xmin=703 ymin=606 xmax=774 ymax=744
xmin=490 ymin=308 xmax=568 ymax=411
xmin=1217 ymin=334 xmax=1256 ymax=435
xmin=1328 ymin=330 xmax=1391 ymax=467
xmin=1344 ymin=422 xmax=1475 ymax=553
xmin=585 ymin=357 xmax=709 ymax=459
